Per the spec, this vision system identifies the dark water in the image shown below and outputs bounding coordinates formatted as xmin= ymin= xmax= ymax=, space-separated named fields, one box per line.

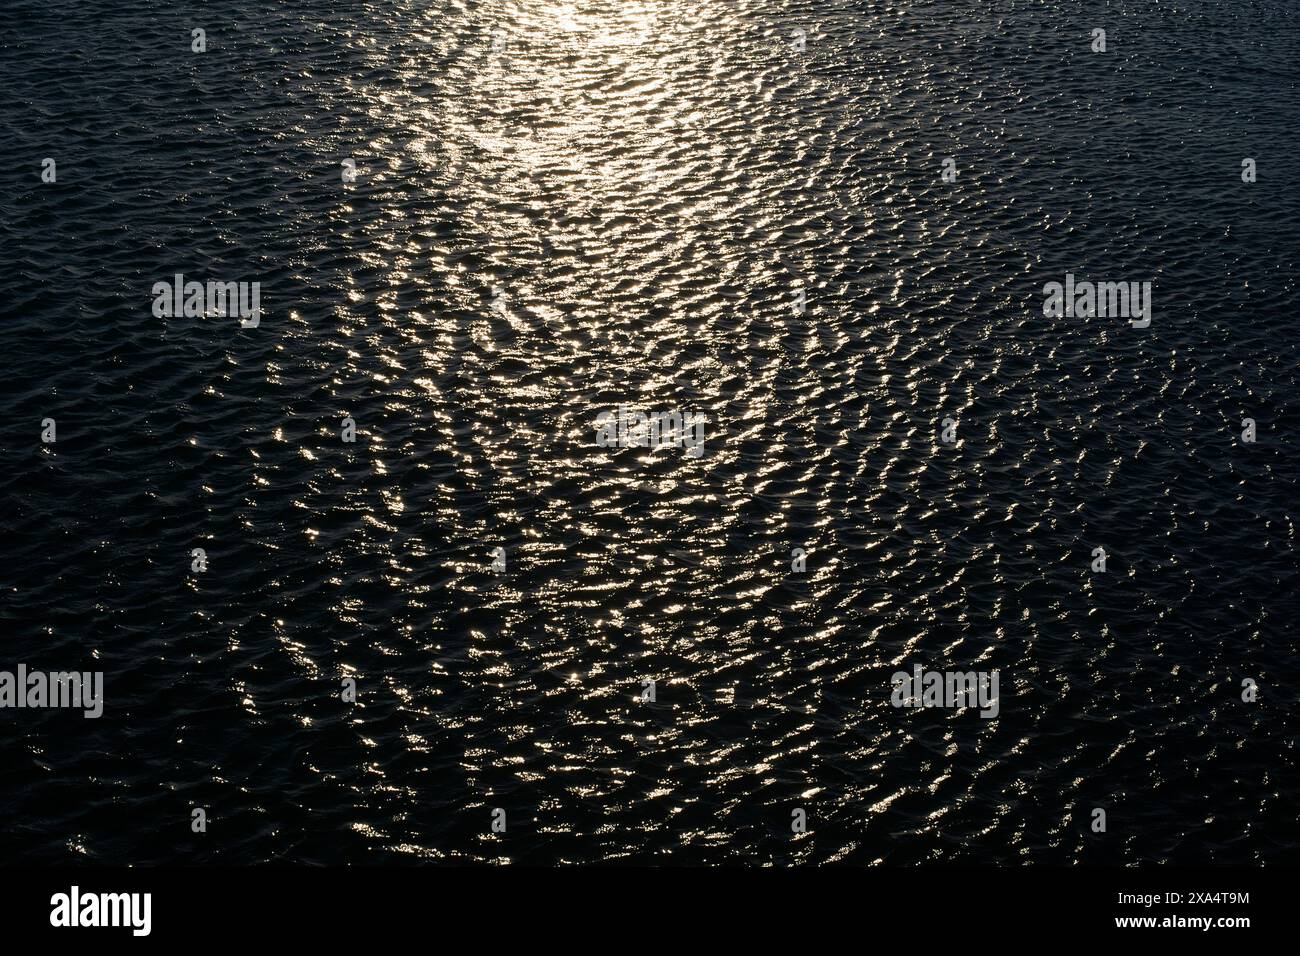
xmin=2 ymin=0 xmax=1297 ymax=865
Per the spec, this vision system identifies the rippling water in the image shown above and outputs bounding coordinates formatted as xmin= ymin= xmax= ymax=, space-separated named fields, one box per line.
xmin=2 ymin=0 xmax=1298 ymax=864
